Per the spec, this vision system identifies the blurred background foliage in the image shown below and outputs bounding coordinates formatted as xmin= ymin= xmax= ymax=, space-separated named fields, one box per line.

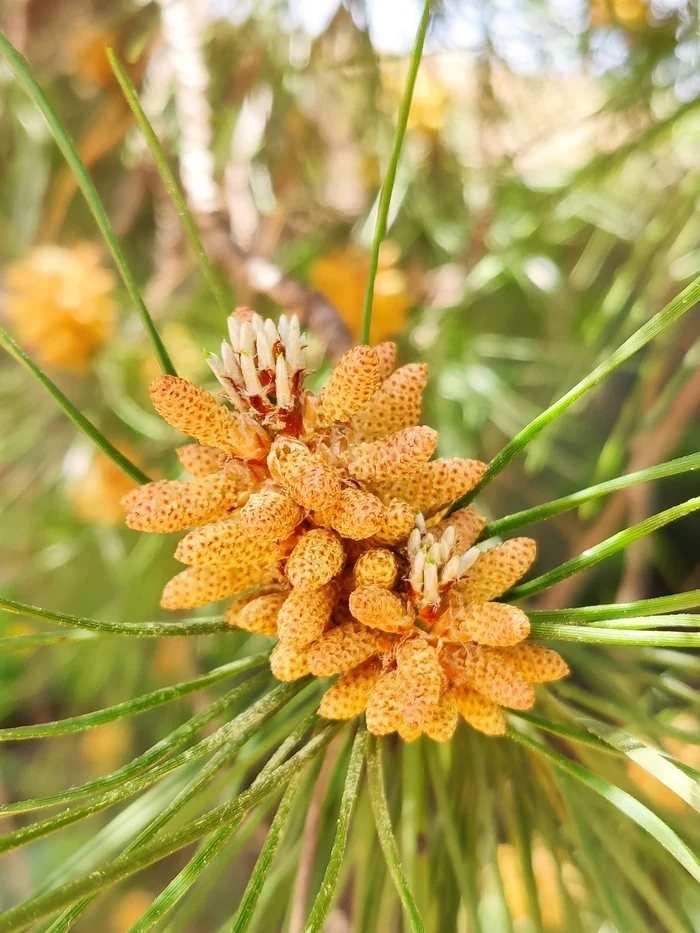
xmin=0 ymin=0 xmax=699 ymax=929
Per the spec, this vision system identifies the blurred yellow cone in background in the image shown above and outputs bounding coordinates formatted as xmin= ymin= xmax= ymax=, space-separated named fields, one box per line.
xmin=6 ymin=244 xmax=115 ymax=371
xmin=66 ymin=443 xmax=141 ymax=526
xmin=109 ymin=890 xmax=154 ymax=933
xmin=309 ymin=243 xmax=412 ymax=344
xmin=80 ymin=719 xmax=132 ymax=775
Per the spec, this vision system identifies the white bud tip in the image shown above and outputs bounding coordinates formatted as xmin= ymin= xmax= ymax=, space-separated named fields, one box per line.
xmin=256 ymin=330 xmax=274 ymax=372
xmin=264 ymin=318 xmax=279 ymax=345
xmin=423 ymin=561 xmax=439 ymax=604
xmin=457 ymin=547 xmax=481 ymax=577
xmin=407 ymin=528 xmax=421 ymax=558
xmin=275 ymin=354 xmax=292 ymax=408
xmin=241 ymin=353 xmax=263 ymax=396
xmin=409 ymin=547 xmax=426 ymax=589
xmin=441 ymin=555 xmax=460 ymax=584
xmin=239 ymin=321 xmax=255 ymax=355
xmin=228 ymin=319 xmax=241 ymax=353
xmin=285 ymin=327 xmax=302 ymax=373
xmin=206 ymin=353 xmax=223 ymax=379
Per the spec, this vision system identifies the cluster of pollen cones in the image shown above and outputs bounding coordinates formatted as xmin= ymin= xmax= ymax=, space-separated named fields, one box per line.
xmin=123 ymin=308 xmax=568 ymax=741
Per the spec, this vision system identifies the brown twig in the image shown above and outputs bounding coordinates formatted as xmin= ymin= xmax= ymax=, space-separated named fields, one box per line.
xmin=2 ymin=0 xmax=28 ymax=54
xmin=152 ymin=1 xmax=353 ymax=357
xmin=198 ymin=211 xmax=353 ymax=359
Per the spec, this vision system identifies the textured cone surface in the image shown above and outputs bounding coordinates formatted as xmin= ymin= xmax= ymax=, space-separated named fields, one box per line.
xmin=325 ymin=488 xmax=385 ymax=540
xmin=369 ymin=497 xmax=415 ymax=546
xmin=226 ymin=592 xmax=287 ymax=635
xmin=348 ymin=426 xmax=437 ymax=484
xmin=457 ymin=538 xmax=537 ymax=603
xmin=350 ymin=363 xmax=428 ymax=443
xmin=319 ymin=345 xmax=381 ymax=424
xmin=286 ymin=529 xmax=345 ymax=588
xmin=421 ymin=691 xmax=458 ymax=742
xmin=175 ymin=518 xmax=242 ymax=567
xmin=277 ymin=583 xmax=336 ymax=648
xmin=373 ymin=342 xmax=397 ymax=381
xmin=307 ymin=622 xmax=387 ymax=676
xmin=395 ymin=637 xmax=443 ymax=729
xmin=461 ymin=645 xmax=535 ymax=710
xmin=433 ymin=507 xmax=485 ymax=553
xmin=366 ymin=671 xmax=403 ymax=736
xmin=239 ymin=487 xmax=303 ymax=543
xmin=453 ymin=685 xmax=506 ymax=735
xmin=174 ymin=517 xmax=288 ymax=568
xmin=444 ymin=602 xmax=530 ymax=647
xmin=269 ymin=440 xmax=342 ymax=512
xmin=397 ymin=720 xmax=422 ymax=742
xmin=380 ymin=458 xmax=486 ymax=516
xmin=270 ymin=641 xmax=310 ymax=681
xmin=349 ymin=585 xmax=411 ymax=633
xmin=319 ymin=659 xmax=382 ymax=719
xmin=123 ymin=474 xmax=242 ymax=533
xmin=353 ymin=548 xmax=399 ymax=589
xmin=150 ymin=376 xmax=239 ymax=452
xmin=161 ymin=565 xmax=267 ymax=610
xmin=176 ymin=444 xmax=228 ymax=477
xmin=504 ymin=643 xmax=569 ymax=683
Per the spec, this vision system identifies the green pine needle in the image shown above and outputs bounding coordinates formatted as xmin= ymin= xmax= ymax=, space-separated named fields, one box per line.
xmin=231 ymin=718 xmax=321 ymax=932
xmin=483 ymin=452 xmax=700 ymax=538
xmin=106 ymin=49 xmax=230 ymax=317
xmin=451 ymin=273 xmax=700 ymax=509
xmin=530 ymin=621 xmax=700 ymax=647
xmin=0 ymin=727 xmax=337 ymax=933
xmin=508 ymin=730 xmax=700 ymax=884
xmin=510 ymin=496 xmax=700 ymax=599
xmin=367 ymin=737 xmax=425 ymax=933
xmin=46 ymin=693 xmax=313 ymax=933
xmin=0 ymin=595 xmax=230 ymax=637
xmin=303 ymin=726 xmax=367 ymax=931
xmin=529 ymin=589 xmax=700 ymax=623
xmin=0 ymin=327 xmax=151 ymax=485
xmin=0 ymin=657 xmax=268 ymax=741
xmin=0 ymin=31 xmax=176 ymax=377
xmin=0 ymin=675 xmax=271 ymax=820
xmin=360 ymin=0 xmax=431 ymax=344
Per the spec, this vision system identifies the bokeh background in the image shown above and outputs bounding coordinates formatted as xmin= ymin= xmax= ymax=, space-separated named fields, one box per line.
xmin=1 ymin=0 xmax=699 ymax=929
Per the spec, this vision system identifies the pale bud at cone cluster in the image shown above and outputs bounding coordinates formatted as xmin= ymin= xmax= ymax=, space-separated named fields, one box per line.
xmin=124 ymin=307 xmax=568 ymax=742
xmin=207 ymin=309 xmax=307 ymax=433
xmin=406 ymin=514 xmax=481 ymax=621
